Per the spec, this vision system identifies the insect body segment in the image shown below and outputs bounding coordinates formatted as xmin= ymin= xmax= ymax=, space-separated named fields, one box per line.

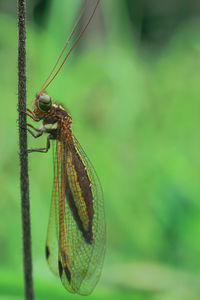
xmin=28 ymin=92 xmax=106 ymax=295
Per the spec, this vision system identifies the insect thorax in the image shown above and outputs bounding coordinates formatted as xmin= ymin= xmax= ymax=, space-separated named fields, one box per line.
xmin=42 ymin=104 xmax=72 ymax=134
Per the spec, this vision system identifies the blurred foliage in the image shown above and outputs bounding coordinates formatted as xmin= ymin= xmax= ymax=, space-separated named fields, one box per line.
xmin=1 ymin=0 xmax=200 ymax=299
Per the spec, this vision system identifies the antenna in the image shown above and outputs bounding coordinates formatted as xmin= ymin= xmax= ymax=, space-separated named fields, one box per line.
xmin=40 ymin=0 xmax=100 ymax=94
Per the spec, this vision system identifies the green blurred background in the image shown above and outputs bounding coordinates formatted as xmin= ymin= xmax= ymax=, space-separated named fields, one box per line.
xmin=1 ymin=0 xmax=200 ymax=299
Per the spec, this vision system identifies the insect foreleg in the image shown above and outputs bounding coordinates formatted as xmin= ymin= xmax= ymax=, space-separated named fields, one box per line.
xmin=18 ymin=108 xmax=40 ymax=121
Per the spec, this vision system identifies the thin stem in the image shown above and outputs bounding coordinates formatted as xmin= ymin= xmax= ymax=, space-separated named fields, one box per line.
xmin=18 ymin=0 xmax=34 ymax=299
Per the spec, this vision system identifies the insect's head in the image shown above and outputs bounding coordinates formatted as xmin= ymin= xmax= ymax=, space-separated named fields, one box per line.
xmin=33 ymin=92 xmax=52 ymax=119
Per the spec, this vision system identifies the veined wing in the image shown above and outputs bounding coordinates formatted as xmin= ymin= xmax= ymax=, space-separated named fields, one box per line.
xmin=45 ymin=139 xmax=75 ymax=294
xmin=46 ymin=131 xmax=106 ymax=295
xmin=45 ymin=140 xmax=59 ymax=277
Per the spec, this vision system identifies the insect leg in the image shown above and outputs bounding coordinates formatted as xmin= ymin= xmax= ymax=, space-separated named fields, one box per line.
xmin=26 ymin=108 xmax=40 ymax=122
xmin=27 ymin=123 xmax=43 ymax=138
xmin=28 ymin=134 xmax=52 ymax=153
xmin=18 ymin=108 xmax=40 ymax=121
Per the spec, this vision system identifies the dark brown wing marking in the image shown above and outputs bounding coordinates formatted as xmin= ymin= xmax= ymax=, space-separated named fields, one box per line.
xmin=65 ymin=173 xmax=93 ymax=243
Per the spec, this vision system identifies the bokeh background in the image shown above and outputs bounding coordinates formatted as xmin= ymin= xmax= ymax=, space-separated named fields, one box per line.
xmin=1 ymin=0 xmax=200 ymax=299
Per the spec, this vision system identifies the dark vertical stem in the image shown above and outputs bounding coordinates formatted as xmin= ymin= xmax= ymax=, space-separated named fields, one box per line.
xmin=18 ymin=0 xmax=34 ymax=299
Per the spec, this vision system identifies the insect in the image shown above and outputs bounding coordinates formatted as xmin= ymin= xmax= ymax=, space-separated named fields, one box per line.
xmin=26 ymin=0 xmax=105 ymax=295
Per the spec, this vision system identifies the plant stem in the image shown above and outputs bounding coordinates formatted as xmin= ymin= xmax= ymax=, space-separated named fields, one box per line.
xmin=18 ymin=0 xmax=34 ymax=299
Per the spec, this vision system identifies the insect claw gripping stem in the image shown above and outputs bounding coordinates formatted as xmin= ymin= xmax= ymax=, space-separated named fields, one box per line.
xmin=19 ymin=125 xmax=27 ymax=131
xmin=18 ymin=150 xmax=29 ymax=156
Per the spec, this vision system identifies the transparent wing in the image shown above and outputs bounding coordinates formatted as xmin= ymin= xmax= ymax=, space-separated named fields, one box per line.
xmin=46 ymin=139 xmax=75 ymax=294
xmin=46 ymin=133 xmax=106 ymax=296
xmin=45 ymin=141 xmax=59 ymax=277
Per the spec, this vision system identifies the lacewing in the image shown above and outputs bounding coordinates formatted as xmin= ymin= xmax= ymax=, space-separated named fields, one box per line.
xmin=26 ymin=0 xmax=105 ymax=295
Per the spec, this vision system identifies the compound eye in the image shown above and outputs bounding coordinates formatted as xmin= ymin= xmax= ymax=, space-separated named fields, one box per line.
xmin=38 ymin=94 xmax=52 ymax=112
